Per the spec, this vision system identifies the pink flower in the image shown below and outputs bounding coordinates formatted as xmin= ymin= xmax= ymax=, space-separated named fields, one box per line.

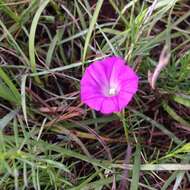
xmin=80 ymin=56 xmax=138 ymax=114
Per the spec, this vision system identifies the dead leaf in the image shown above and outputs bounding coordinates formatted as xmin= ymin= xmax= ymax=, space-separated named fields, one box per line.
xmin=148 ymin=45 xmax=170 ymax=89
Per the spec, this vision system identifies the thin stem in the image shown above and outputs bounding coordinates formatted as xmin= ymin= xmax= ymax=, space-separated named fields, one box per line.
xmin=118 ymin=109 xmax=129 ymax=142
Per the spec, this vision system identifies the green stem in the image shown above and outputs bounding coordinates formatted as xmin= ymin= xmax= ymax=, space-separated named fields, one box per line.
xmin=117 ymin=110 xmax=128 ymax=142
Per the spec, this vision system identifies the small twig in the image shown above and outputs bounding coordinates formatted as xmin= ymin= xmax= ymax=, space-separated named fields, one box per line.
xmin=26 ymin=87 xmax=53 ymax=112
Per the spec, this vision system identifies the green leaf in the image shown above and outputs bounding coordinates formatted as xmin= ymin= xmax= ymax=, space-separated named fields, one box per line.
xmin=162 ymin=101 xmax=190 ymax=128
xmin=0 ymin=68 xmax=20 ymax=104
xmin=82 ymin=0 xmax=104 ymax=62
xmin=173 ymin=95 xmax=190 ymax=108
xmin=130 ymin=144 xmax=141 ymax=190
xmin=0 ymin=82 xmax=17 ymax=103
xmin=0 ymin=0 xmax=20 ymax=22
xmin=0 ymin=110 xmax=18 ymax=130
xmin=29 ymin=0 xmax=50 ymax=83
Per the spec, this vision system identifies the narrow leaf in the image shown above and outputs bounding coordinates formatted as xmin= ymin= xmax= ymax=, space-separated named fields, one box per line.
xmin=130 ymin=144 xmax=141 ymax=190
xmin=0 ymin=110 xmax=18 ymax=130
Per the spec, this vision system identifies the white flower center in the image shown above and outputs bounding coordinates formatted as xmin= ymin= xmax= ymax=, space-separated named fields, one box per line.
xmin=108 ymin=87 xmax=117 ymax=96
xmin=102 ymin=82 xmax=120 ymax=97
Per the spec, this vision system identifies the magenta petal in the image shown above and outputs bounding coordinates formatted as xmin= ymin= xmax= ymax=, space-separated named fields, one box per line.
xmin=81 ymin=86 xmax=102 ymax=101
xmin=117 ymin=91 xmax=134 ymax=110
xmin=118 ymin=65 xmax=138 ymax=81
xmin=109 ymin=58 xmax=126 ymax=84
xmin=100 ymin=57 xmax=115 ymax=78
xmin=120 ymin=78 xmax=139 ymax=94
xmin=83 ymin=97 xmax=104 ymax=111
xmin=100 ymin=97 xmax=119 ymax=114
xmin=100 ymin=56 xmax=124 ymax=79
xmin=88 ymin=61 xmax=108 ymax=87
xmin=80 ymin=68 xmax=100 ymax=88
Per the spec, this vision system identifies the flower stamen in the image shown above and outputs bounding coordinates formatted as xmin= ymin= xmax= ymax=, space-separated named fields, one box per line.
xmin=109 ymin=87 xmax=117 ymax=96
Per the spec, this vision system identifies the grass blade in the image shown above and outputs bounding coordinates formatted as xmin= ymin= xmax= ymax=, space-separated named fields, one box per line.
xmin=130 ymin=144 xmax=141 ymax=190
xmin=82 ymin=0 xmax=104 ymax=62
xmin=21 ymin=75 xmax=28 ymax=126
xmin=0 ymin=110 xmax=18 ymax=130
xmin=162 ymin=102 xmax=190 ymax=128
xmin=29 ymin=0 xmax=50 ymax=83
xmin=173 ymin=94 xmax=190 ymax=108
xmin=0 ymin=82 xmax=18 ymax=103
xmin=0 ymin=67 xmax=20 ymax=104
xmin=130 ymin=108 xmax=182 ymax=144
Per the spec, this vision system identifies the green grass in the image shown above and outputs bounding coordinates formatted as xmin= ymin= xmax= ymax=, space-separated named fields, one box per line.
xmin=0 ymin=0 xmax=190 ymax=189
